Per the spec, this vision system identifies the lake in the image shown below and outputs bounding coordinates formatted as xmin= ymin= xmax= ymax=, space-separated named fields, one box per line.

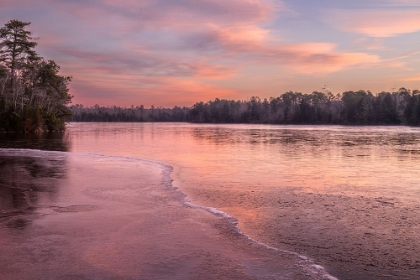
xmin=1 ymin=123 xmax=420 ymax=279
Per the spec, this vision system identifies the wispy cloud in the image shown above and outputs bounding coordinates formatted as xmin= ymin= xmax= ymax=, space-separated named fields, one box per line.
xmin=325 ymin=9 xmax=420 ymax=37
xmin=47 ymin=0 xmax=277 ymax=31
xmin=183 ymin=27 xmax=381 ymax=73
xmin=378 ymin=0 xmax=420 ymax=7
xmin=400 ymin=75 xmax=420 ymax=82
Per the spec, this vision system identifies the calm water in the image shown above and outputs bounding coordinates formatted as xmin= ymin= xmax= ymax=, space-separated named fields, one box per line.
xmin=1 ymin=123 xmax=420 ymax=279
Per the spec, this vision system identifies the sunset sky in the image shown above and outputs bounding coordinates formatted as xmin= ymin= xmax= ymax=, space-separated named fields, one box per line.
xmin=1 ymin=0 xmax=420 ymax=107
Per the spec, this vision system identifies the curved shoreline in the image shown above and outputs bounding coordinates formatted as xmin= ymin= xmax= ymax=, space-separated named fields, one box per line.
xmin=0 ymin=148 xmax=337 ymax=279
xmin=164 ymin=163 xmax=338 ymax=280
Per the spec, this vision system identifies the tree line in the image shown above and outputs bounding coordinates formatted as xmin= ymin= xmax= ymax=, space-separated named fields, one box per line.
xmin=0 ymin=20 xmax=73 ymax=133
xmin=71 ymin=104 xmax=190 ymax=122
xmin=71 ymin=88 xmax=420 ymax=126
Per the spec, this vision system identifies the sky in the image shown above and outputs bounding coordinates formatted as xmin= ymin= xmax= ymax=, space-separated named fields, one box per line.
xmin=1 ymin=0 xmax=420 ymax=107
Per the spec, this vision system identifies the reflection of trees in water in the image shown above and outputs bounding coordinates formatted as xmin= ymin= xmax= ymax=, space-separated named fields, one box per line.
xmin=191 ymin=127 xmax=330 ymax=146
xmin=191 ymin=126 xmax=420 ymax=160
xmin=192 ymin=126 xmax=420 ymax=148
xmin=0 ymin=153 xmax=68 ymax=228
xmin=0 ymin=131 xmax=71 ymax=152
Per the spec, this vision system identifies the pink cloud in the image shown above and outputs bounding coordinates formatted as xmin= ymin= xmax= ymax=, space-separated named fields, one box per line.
xmin=183 ymin=27 xmax=381 ymax=73
xmin=71 ymin=76 xmax=239 ymax=107
xmin=400 ymin=75 xmax=420 ymax=82
xmin=11 ymin=1 xmax=375 ymax=77
xmin=48 ymin=44 xmax=239 ymax=106
xmin=59 ymin=46 xmax=237 ymax=79
xmin=279 ymin=50 xmax=380 ymax=74
xmin=325 ymin=9 xmax=420 ymax=37
xmin=212 ymin=25 xmax=270 ymax=44
xmin=191 ymin=63 xmax=236 ymax=79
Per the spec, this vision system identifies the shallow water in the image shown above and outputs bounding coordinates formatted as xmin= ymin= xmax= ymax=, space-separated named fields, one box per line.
xmin=0 ymin=149 xmax=332 ymax=279
xmin=2 ymin=123 xmax=420 ymax=279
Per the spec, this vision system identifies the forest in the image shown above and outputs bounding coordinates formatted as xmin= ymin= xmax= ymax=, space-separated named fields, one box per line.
xmin=71 ymin=88 xmax=420 ymax=126
xmin=0 ymin=20 xmax=72 ymax=132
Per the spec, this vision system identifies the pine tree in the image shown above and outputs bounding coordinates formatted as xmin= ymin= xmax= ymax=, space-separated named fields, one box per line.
xmin=0 ymin=20 xmax=72 ymax=132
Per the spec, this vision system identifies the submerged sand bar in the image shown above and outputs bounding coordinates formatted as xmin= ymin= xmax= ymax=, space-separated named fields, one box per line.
xmin=0 ymin=149 xmax=334 ymax=280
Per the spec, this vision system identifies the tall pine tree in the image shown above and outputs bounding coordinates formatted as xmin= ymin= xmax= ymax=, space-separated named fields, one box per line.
xmin=0 ymin=20 xmax=72 ymax=132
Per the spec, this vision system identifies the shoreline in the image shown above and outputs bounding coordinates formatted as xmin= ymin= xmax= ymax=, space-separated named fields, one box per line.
xmin=168 ymin=161 xmax=338 ymax=279
xmin=0 ymin=148 xmax=336 ymax=279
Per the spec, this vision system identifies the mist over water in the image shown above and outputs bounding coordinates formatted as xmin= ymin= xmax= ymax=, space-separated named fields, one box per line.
xmin=1 ymin=123 xmax=420 ymax=279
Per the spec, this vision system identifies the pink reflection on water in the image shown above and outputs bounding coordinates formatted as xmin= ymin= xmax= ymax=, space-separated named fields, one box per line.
xmin=66 ymin=123 xmax=420 ymax=279
xmin=68 ymin=123 xmax=420 ymax=202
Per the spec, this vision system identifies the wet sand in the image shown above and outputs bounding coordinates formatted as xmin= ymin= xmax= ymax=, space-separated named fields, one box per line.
xmin=0 ymin=150 xmax=334 ymax=280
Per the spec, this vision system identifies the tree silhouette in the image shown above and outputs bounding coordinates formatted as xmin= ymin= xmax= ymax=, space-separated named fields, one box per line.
xmin=0 ymin=20 xmax=72 ymax=132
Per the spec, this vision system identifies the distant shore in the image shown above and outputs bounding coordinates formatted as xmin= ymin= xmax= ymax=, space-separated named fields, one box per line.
xmin=70 ymin=89 xmax=420 ymax=126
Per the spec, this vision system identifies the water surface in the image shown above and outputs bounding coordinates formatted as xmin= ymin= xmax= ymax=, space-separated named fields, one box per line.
xmin=2 ymin=123 xmax=420 ymax=279
xmin=67 ymin=123 xmax=420 ymax=280
xmin=0 ymin=139 xmax=333 ymax=279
